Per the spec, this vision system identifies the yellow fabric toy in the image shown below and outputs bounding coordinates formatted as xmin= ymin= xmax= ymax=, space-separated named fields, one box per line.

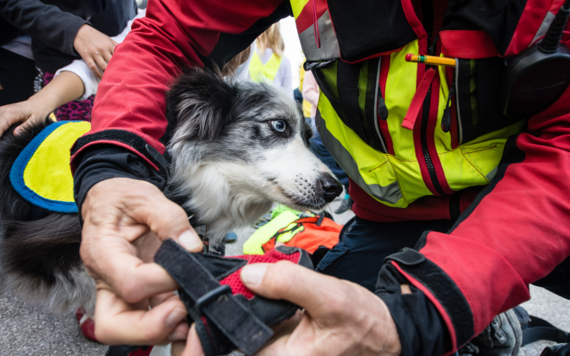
xmin=10 ymin=121 xmax=91 ymax=213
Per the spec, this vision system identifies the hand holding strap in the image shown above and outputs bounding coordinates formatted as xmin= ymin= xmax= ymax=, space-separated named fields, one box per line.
xmin=155 ymin=239 xmax=274 ymax=355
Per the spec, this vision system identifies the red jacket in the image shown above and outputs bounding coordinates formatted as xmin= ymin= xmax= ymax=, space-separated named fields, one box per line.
xmin=71 ymin=0 xmax=570 ymax=353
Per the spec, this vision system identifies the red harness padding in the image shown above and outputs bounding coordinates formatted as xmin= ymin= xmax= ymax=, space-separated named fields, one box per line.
xmin=154 ymin=239 xmax=313 ymax=356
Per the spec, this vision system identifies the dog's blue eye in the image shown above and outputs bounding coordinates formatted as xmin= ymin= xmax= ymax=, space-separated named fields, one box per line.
xmin=271 ymin=120 xmax=287 ymax=132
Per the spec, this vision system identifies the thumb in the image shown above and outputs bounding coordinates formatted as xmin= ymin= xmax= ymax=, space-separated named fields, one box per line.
xmin=240 ymin=261 xmax=337 ymax=316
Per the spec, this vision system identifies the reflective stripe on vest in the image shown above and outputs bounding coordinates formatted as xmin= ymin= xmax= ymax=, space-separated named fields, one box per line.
xmin=248 ymin=51 xmax=282 ymax=83
xmin=293 ymin=0 xmax=340 ymax=62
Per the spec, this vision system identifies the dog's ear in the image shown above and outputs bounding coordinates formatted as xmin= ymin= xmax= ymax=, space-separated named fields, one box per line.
xmin=166 ymin=67 xmax=236 ymax=142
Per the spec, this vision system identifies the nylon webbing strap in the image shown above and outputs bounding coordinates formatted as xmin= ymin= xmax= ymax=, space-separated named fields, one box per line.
xmin=455 ymin=59 xmax=476 ymax=143
xmin=336 ymin=61 xmax=367 ymax=140
xmin=522 ymin=315 xmax=570 ymax=346
xmin=155 ymin=239 xmax=274 ymax=356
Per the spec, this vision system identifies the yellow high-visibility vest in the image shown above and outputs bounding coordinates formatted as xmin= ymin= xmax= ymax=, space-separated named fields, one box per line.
xmin=248 ymin=50 xmax=282 ymax=84
xmin=289 ymin=0 xmax=525 ymax=208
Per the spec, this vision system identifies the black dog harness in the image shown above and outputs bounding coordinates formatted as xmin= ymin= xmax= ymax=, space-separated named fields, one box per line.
xmin=154 ymin=239 xmax=313 ymax=355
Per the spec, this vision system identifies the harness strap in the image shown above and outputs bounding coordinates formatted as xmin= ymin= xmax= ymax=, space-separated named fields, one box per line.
xmin=522 ymin=315 xmax=570 ymax=346
xmin=155 ymin=239 xmax=274 ymax=356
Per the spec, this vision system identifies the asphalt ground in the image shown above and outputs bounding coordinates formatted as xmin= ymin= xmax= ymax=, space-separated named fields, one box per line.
xmin=1 ymin=199 xmax=568 ymax=355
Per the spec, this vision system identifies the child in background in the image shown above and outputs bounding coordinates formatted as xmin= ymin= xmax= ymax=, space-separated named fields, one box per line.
xmin=248 ymin=23 xmax=293 ymax=98
xmin=0 ymin=9 xmax=144 ymax=137
xmin=0 ymin=0 xmax=137 ymax=116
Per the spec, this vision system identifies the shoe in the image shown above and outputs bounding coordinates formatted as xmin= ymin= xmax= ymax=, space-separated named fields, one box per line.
xmin=334 ymin=197 xmax=353 ymax=214
xmin=459 ymin=309 xmax=522 ymax=356
xmin=76 ymin=308 xmax=97 ymax=342
xmin=225 ymin=231 xmax=237 ymax=243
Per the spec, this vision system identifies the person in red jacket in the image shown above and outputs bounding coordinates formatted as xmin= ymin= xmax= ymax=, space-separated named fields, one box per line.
xmin=71 ymin=0 xmax=570 ymax=355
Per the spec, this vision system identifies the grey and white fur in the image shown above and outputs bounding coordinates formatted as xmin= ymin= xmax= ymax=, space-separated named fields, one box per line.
xmin=0 ymin=67 xmax=342 ymax=316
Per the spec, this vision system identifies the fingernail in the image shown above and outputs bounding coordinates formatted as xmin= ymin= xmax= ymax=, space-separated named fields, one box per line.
xmin=14 ymin=127 xmax=22 ymax=136
xmin=241 ymin=264 xmax=268 ymax=286
xmin=178 ymin=230 xmax=202 ymax=252
xmin=166 ymin=307 xmax=187 ymax=328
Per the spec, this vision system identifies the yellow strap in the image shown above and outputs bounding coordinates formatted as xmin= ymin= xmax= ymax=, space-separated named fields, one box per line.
xmin=248 ymin=51 xmax=282 ymax=83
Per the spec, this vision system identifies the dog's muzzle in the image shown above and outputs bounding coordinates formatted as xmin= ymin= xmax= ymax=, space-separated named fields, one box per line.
xmin=317 ymin=173 xmax=343 ymax=203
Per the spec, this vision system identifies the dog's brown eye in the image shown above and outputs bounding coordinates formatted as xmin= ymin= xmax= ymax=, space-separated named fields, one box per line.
xmin=271 ymin=120 xmax=287 ymax=132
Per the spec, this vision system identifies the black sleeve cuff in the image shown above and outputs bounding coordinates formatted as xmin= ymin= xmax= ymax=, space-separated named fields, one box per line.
xmin=73 ymin=145 xmax=167 ymax=219
xmin=375 ymin=263 xmax=452 ymax=356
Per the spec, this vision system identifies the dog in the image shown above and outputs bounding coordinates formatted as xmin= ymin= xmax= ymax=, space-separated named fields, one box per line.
xmin=0 ymin=67 xmax=342 ymax=316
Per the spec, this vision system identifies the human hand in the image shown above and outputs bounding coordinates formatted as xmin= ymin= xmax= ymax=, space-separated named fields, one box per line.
xmin=177 ymin=261 xmax=402 ymax=356
xmin=0 ymin=99 xmax=52 ymax=137
xmin=73 ymin=24 xmax=118 ymax=78
xmin=80 ymin=178 xmax=203 ymax=344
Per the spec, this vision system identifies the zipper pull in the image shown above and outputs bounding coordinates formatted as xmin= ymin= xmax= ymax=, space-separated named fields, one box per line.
xmin=441 ymin=84 xmax=455 ymax=133
xmin=377 ymin=94 xmax=388 ymax=121
xmin=442 ymin=109 xmax=451 ymax=133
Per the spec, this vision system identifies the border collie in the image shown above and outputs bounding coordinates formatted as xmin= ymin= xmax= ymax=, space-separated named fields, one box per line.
xmin=0 ymin=67 xmax=342 ymax=316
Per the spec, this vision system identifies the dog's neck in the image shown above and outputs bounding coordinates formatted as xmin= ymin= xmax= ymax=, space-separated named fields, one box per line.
xmin=168 ymin=158 xmax=274 ymax=250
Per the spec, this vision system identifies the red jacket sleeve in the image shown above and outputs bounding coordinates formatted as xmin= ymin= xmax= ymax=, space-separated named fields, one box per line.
xmin=391 ymin=83 xmax=570 ymax=352
xmin=70 ymin=0 xmax=288 ymax=171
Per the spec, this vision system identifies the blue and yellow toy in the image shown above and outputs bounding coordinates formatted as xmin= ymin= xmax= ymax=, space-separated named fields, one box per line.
xmin=9 ymin=121 xmax=91 ymax=213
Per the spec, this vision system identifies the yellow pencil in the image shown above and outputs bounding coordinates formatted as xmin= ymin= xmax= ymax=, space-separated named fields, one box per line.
xmin=405 ymin=53 xmax=456 ymax=67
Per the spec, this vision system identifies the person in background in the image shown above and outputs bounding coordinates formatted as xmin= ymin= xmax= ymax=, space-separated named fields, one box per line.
xmin=0 ymin=9 xmax=144 ymax=138
xmin=0 ymin=0 xmax=137 ymax=117
xmin=303 ymin=69 xmax=352 ymax=214
xmin=248 ymin=23 xmax=292 ymax=98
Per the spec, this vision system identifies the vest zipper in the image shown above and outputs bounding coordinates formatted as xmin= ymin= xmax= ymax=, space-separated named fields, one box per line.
xmin=373 ymin=58 xmax=388 ymax=153
xmin=420 ymin=38 xmax=445 ymax=195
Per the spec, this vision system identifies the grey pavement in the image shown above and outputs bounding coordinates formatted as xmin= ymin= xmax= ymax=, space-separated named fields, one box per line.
xmin=1 ymin=198 xmax=568 ymax=355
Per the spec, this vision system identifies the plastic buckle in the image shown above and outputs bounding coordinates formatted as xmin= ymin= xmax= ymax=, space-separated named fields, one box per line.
xmin=195 ymin=285 xmax=232 ymax=315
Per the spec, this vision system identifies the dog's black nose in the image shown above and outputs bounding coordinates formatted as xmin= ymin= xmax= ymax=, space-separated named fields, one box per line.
xmin=318 ymin=174 xmax=343 ymax=203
